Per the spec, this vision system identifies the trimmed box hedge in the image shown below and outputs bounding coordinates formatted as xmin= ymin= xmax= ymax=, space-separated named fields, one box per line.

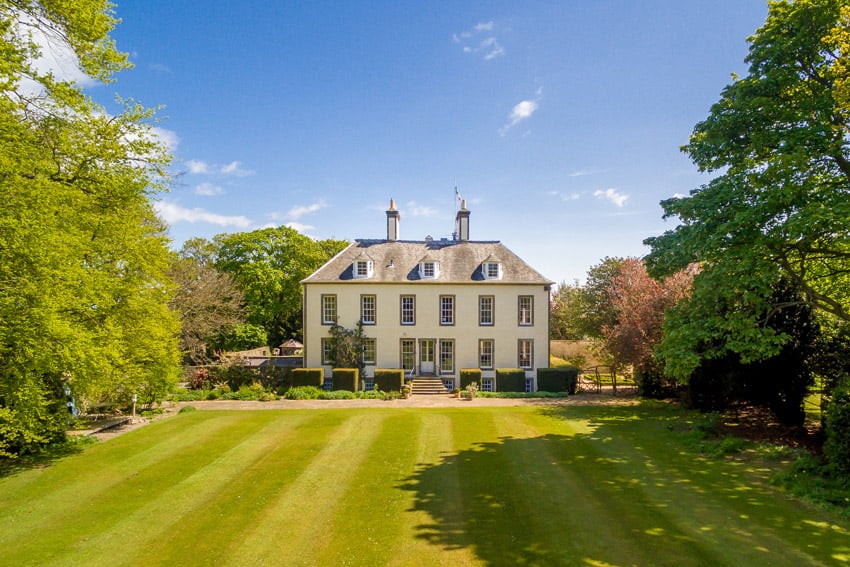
xmin=332 ymin=368 xmax=359 ymax=392
xmin=373 ymin=369 xmax=404 ymax=392
xmin=460 ymin=368 xmax=482 ymax=390
xmin=537 ymin=366 xmax=579 ymax=394
xmin=496 ymin=368 xmax=526 ymax=392
xmin=292 ymin=368 xmax=324 ymax=388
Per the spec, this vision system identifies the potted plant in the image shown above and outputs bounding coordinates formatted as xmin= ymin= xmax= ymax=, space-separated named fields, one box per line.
xmin=465 ymin=382 xmax=479 ymax=400
xmin=402 ymin=384 xmax=411 ymax=399
xmin=452 ymin=387 xmax=461 ymax=399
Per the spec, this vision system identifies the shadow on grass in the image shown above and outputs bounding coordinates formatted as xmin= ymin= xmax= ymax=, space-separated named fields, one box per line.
xmin=398 ymin=403 xmax=850 ymax=566
xmin=0 ymin=436 xmax=93 ymax=479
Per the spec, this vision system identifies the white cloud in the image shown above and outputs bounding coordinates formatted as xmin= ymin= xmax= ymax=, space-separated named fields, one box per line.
xmin=593 ymin=188 xmax=630 ymax=207
xmin=568 ymin=169 xmax=604 ymax=177
xmin=405 ymin=201 xmax=439 ymax=217
xmin=154 ymin=201 xmax=252 ymax=228
xmin=220 ymin=161 xmax=255 ymax=176
xmin=150 ymin=127 xmax=179 ymax=151
xmin=549 ymin=190 xmax=581 ymax=202
xmin=285 ymin=222 xmax=316 ymax=233
xmin=287 ymin=201 xmax=326 ymax=220
xmin=454 ymin=21 xmax=504 ymax=60
xmin=186 ymin=160 xmax=209 ymax=174
xmin=500 ymin=99 xmax=539 ymax=136
xmin=194 ymin=182 xmax=223 ymax=196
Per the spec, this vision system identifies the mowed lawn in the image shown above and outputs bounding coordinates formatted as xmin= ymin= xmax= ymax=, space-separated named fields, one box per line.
xmin=1 ymin=403 xmax=849 ymax=566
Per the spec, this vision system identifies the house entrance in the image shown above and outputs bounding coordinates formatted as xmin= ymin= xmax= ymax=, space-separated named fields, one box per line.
xmin=419 ymin=339 xmax=435 ymax=375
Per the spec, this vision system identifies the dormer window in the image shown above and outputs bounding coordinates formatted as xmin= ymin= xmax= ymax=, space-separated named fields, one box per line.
xmin=420 ymin=261 xmax=439 ymax=279
xmin=353 ymin=258 xmax=374 ymax=279
xmin=482 ymin=255 xmax=502 ymax=280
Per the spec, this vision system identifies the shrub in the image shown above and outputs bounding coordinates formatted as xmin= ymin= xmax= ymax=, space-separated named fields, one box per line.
xmin=824 ymin=380 xmax=850 ymax=476
xmin=292 ymin=368 xmax=324 ymax=388
xmin=319 ymin=390 xmax=356 ymax=400
xmin=284 ymin=386 xmax=323 ymax=400
xmin=374 ymin=369 xmax=404 ymax=393
xmin=356 ymin=388 xmax=383 ymax=399
xmin=189 ymin=368 xmax=211 ymax=390
xmin=209 ymin=363 xmax=293 ymax=392
xmin=537 ymin=366 xmax=579 ymax=394
xmin=497 ymin=368 xmax=526 ymax=393
xmin=332 ymin=368 xmax=359 ymax=392
xmin=460 ymin=368 xmax=482 ymax=390
xmin=178 ymin=405 xmax=197 ymax=413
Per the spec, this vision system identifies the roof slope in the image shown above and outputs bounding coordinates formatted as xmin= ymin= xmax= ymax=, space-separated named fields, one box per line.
xmin=303 ymin=239 xmax=552 ymax=284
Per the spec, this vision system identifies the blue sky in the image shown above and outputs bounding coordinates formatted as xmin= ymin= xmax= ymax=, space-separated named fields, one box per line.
xmin=89 ymin=1 xmax=769 ymax=284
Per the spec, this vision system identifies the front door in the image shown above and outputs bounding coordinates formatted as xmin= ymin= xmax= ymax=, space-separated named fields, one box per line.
xmin=420 ymin=339 xmax=435 ymax=375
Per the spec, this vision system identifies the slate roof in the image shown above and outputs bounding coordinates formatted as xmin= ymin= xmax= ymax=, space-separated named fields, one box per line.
xmin=302 ymin=239 xmax=552 ymax=284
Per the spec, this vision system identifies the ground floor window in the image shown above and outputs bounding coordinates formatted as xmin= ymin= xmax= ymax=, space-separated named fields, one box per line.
xmin=439 ymin=339 xmax=454 ymax=374
xmin=400 ymin=339 xmax=415 ymax=372
xmin=364 ymin=378 xmax=375 ymax=391
xmin=363 ymin=338 xmax=377 ymax=366
xmin=442 ymin=378 xmax=455 ymax=391
xmin=526 ymin=378 xmax=534 ymax=393
xmin=481 ymin=377 xmax=494 ymax=392
xmin=518 ymin=339 xmax=533 ymax=369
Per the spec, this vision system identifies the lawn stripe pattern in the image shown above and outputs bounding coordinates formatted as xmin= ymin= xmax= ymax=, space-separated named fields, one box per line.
xmin=1 ymin=403 xmax=848 ymax=566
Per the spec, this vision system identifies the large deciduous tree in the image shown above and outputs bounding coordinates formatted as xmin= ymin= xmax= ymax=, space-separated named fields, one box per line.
xmin=0 ymin=1 xmax=180 ymax=456
xmin=211 ymin=228 xmax=347 ymax=347
xmin=645 ymin=0 xmax=850 ymax=379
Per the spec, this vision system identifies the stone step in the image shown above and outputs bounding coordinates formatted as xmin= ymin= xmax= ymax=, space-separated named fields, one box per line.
xmin=410 ymin=377 xmax=450 ymax=395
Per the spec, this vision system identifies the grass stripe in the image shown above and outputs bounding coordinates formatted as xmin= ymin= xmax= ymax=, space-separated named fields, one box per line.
xmin=3 ymin=411 xmax=280 ymax=565
xmin=69 ymin=411 xmax=322 ymax=566
xmin=224 ymin=411 xmax=386 ymax=566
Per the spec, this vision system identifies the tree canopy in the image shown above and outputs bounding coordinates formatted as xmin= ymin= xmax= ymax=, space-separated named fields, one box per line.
xmin=0 ymin=1 xmax=180 ymax=456
xmin=645 ymin=0 xmax=850 ymax=379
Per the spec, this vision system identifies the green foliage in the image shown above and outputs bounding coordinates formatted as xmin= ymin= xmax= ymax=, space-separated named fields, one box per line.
xmin=0 ymin=0 xmax=183 ymax=455
xmin=320 ymin=390 xmax=356 ymax=400
xmin=373 ymin=369 xmax=404 ymax=393
xmin=208 ymin=363 xmax=293 ymax=393
xmin=645 ymin=0 xmax=850 ymax=381
xmin=292 ymin=368 xmax=324 ymax=388
xmin=332 ymin=368 xmax=359 ymax=392
xmin=459 ymin=368 xmax=482 ymax=390
xmin=178 ymin=406 xmax=197 ymax=414
xmin=824 ymin=380 xmax=850 ymax=476
xmin=284 ymin=386 xmax=323 ymax=400
xmin=210 ymin=228 xmax=348 ymax=346
xmin=495 ymin=368 xmax=526 ymax=393
xmin=326 ymin=322 xmax=367 ymax=373
xmin=537 ymin=367 xmax=579 ymax=394
xmin=212 ymin=324 xmax=268 ymax=354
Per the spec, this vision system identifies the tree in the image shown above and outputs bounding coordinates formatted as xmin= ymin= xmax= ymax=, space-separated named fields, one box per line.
xmin=0 ymin=1 xmax=180 ymax=455
xmin=168 ymin=254 xmax=246 ymax=364
xmin=212 ymin=228 xmax=347 ymax=346
xmin=645 ymin=0 xmax=850 ymax=379
xmin=601 ymin=259 xmax=693 ymax=378
xmin=326 ymin=321 xmax=367 ymax=374
xmin=549 ymin=281 xmax=585 ymax=340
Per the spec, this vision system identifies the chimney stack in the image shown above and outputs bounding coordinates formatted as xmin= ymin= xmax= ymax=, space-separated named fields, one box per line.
xmin=455 ymin=199 xmax=470 ymax=242
xmin=386 ymin=198 xmax=400 ymax=241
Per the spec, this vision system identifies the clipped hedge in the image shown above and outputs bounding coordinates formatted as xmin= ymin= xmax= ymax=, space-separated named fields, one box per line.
xmin=292 ymin=368 xmax=324 ymax=388
xmin=332 ymin=368 xmax=359 ymax=392
xmin=374 ymin=369 xmax=404 ymax=392
xmin=537 ymin=366 xmax=580 ymax=394
xmin=208 ymin=364 xmax=294 ymax=392
xmin=460 ymin=368 xmax=482 ymax=390
xmin=497 ymin=368 xmax=526 ymax=392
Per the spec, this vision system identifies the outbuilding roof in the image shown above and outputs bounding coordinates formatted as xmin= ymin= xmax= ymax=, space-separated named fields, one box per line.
xmin=302 ymin=239 xmax=552 ymax=284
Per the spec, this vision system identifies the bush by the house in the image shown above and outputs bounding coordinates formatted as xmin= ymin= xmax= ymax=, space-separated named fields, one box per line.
xmin=292 ymin=368 xmax=324 ymax=388
xmin=374 ymin=369 xmax=404 ymax=392
xmin=332 ymin=368 xmax=359 ymax=392
xmin=537 ymin=366 xmax=579 ymax=394
xmin=496 ymin=368 xmax=526 ymax=393
xmin=284 ymin=386 xmax=323 ymax=400
xmin=460 ymin=368 xmax=482 ymax=390
xmin=824 ymin=380 xmax=850 ymax=476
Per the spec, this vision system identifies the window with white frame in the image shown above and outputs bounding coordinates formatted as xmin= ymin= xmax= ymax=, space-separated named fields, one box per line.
xmin=479 ymin=339 xmax=494 ymax=369
xmin=518 ymin=295 xmax=534 ymax=326
xmin=321 ymin=338 xmax=332 ymax=365
xmin=525 ymin=378 xmax=534 ymax=393
xmin=321 ymin=295 xmax=337 ymax=325
xmin=400 ymin=295 xmax=415 ymax=325
xmin=400 ymin=339 xmax=415 ymax=372
xmin=439 ymin=339 xmax=454 ymax=374
xmin=484 ymin=262 xmax=501 ymax=279
xmin=354 ymin=259 xmax=373 ymax=278
xmin=420 ymin=261 xmax=439 ymax=279
xmin=518 ymin=339 xmax=533 ymax=369
xmin=361 ymin=295 xmax=376 ymax=325
xmin=440 ymin=295 xmax=455 ymax=326
xmin=363 ymin=338 xmax=376 ymax=365
xmin=479 ymin=295 xmax=494 ymax=326
xmin=481 ymin=377 xmax=494 ymax=392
